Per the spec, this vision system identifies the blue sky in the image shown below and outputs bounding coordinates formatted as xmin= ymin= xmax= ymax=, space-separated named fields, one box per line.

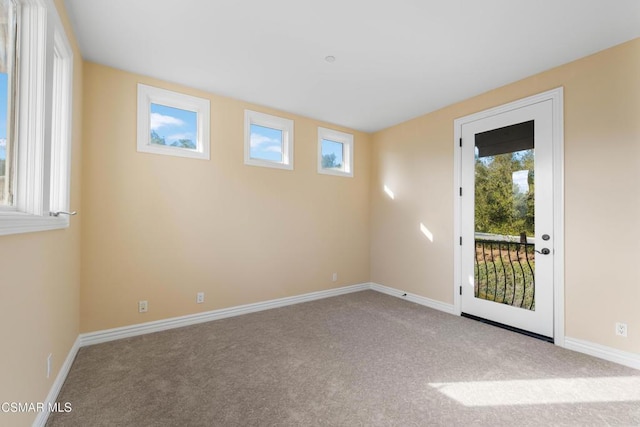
xmin=321 ymin=139 xmax=343 ymax=167
xmin=0 ymin=73 xmax=7 ymax=161
xmin=512 ymin=170 xmax=529 ymax=193
xmin=250 ymin=124 xmax=283 ymax=162
xmin=150 ymin=103 xmax=197 ymax=146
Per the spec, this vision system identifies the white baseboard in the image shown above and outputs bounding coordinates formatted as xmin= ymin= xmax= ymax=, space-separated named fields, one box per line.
xmin=32 ymin=336 xmax=81 ymax=427
xmin=80 ymin=283 xmax=370 ymax=347
xmin=370 ymin=284 xmax=639 ymax=371
xmin=564 ymin=337 xmax=640 ymax=370
xmin=79 ymin=282 xmax=457 ymax=348
xmin=369 ymin=282 xmax=456 ymax=315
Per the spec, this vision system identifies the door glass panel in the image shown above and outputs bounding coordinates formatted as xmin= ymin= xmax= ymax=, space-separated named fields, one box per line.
xmin=474 ymin=121 xmax=535 ymax=310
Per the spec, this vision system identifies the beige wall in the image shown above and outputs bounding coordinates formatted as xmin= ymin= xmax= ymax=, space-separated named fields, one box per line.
xmin=0 ymin=1 xmax=83 ymax=425
xmin=80 ymin=63 xmax=371 ymax=332
xmin=371 ymin=38 xmax=640 ymax=353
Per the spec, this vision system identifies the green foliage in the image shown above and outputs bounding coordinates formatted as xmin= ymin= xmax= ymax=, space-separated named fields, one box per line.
xmin=475 ymin=150 xmax=534 ymax=237
xmin=150 ymin=130 xmax=165 ymax=146
xmin=322 ymin=153 xmax=342 ymax=169
xmin=170 ymin=139 xmax=196 ymax=149
xmin=150 ymin=131 xmax=195 ymax=149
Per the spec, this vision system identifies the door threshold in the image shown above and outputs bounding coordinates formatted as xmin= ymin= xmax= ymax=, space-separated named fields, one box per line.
xmin=461 ymin=312 xmax=554 ymax=343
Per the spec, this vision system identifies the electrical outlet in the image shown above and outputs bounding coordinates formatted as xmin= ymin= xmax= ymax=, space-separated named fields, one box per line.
xmin=332 ymin=273 xmax=338 ymax=282
xmin=47 ymin=353 xmax=52 ymax=378
xmin=615 ymin=322 xmax=628 ymax=337
xmin=196 ymin=292 xmax=205 ymax=304
xmin=138 ymin=300 xmax=148 ymax=313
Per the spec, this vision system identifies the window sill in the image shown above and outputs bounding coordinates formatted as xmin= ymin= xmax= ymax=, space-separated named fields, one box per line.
xmin=0 ymin=212 xmax=69 ymax=236
xmin=244 ymin=158 xmax=293 ymax=171
xmin=318 ymin=168 xmax=353 ymax=178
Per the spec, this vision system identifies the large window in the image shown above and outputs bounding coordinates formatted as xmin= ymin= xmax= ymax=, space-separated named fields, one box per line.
xmin=244 ymin=109 xmax=294 ymax=170
xmin=317 ymin=127 xmax=353 ymax=177
xmin=0 ymin=0 xmax=74 ymax=236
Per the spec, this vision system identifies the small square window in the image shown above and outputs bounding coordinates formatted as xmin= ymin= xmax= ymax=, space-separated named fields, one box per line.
xmin=318 ymin=127 xmax=353 ymax=177
xmin=137 ymin=84 xmax=210 ymax=160
xmin=244 ymin=110 xmax=293 ymax=170
xmin=150 ymin=103 xmax=198 ymax=149
xmin=250 ymin=124 xmax=283 ymax=163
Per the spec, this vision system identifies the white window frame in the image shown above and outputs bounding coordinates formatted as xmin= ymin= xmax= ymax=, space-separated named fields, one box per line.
xmin=244 ymin=109 xmax=294 ymax=170
xmin=137 ymin=84 xmax=210 ymax=160
xmin=317 ymin=127 xmax=354 ymax=178
xmin=0 ymin=0 xmax=74 ymax=236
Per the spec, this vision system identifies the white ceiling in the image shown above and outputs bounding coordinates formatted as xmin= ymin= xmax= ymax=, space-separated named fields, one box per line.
xmin=63 ymin=0 xmax=640 ymax=133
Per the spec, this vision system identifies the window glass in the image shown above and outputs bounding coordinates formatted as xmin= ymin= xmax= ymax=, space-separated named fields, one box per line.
xmin=150 ymin=103 xmax=198 ymax=150
xmin=317 ymin=127 xmax=353 ymax=177
xmin=249 ymin=124 xmax=283 ymax=163
xmin=0 ymin=73 xmax=8 ymax=205
xmin=0 ymin=0 xmax=15 ymax=206
xmin=321 ymin=139 xmax=344 ymax=171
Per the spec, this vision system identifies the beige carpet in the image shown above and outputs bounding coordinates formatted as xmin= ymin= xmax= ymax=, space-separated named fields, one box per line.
xmin=47 ymin=291 xmax=640 ymax=426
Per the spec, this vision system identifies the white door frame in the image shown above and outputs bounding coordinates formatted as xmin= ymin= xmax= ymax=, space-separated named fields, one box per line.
xmin=452 ymin=87 xmax=565 ymax=347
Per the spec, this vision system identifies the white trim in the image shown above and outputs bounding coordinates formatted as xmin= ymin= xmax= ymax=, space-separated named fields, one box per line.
xmin=565 ymin=337 xmax=640 ymax=371
xmin=369 ymin=282 xmax=456 ymax=314
xmin=48 ymin=24 xmax=74 ymax=222
xmin=453 ymin=106 xmax=463 ymax=317
xmin=244 ymin=109 xmax=294 ymax=170
xmin=80 ymin=283 xmax=369 ymax=346
xmin=15 ymin=0 xmax=50 ymax=217
xmin=452 ymin=87 xmax=565 ymax=345
xmin=317 ymin=127 xmax=354 ymax=178
xmin=79 ymin=282 xmax=457 ymax=347
xmin=32 ymin=336 xmax=80 ymax=427
xmin=136 ymin=84 xmax=210 ymax=160
xmin=0 ymin=211 xmax=68 ymax=235
xmin=550 ymin=89 xmax=565 ymax=347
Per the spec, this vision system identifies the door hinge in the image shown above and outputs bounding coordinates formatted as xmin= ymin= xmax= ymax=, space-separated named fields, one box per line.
xmin=459 ymin=236 xmax=462 ymax=245
xmin=459 ymin=187 xmax=462 ymax=196
xmin=459 ymin=286 xmax=462 ymax=295
xmin=459 ymin=138 xmax=462 ymax=147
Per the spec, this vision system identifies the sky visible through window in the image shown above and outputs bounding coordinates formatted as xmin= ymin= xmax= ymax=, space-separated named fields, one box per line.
xmin=250 ymin=124 xmax=283 ymax=162
xmin=0 ymin=73 xmax=7 ymax=162
xmin=321 ymin=139 xmax=343 ymax=169
xmin=149 ymin=103 xmax=197 ymax=149
xmin=0 ymin=72 xmax=7 ymax=203
xmin=512 ymin=169 xmax=529 ymax=193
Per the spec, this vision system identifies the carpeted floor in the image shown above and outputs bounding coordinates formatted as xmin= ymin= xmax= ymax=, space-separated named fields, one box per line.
xmin=47 ymin=291 xmax=640 ymax=426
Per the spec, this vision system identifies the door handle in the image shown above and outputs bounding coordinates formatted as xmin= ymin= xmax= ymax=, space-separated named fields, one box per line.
xmin=535 ymin=248 xmax=551 ymax=255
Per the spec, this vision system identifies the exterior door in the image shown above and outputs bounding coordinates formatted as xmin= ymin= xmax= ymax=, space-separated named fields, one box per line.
xmin=460 ymin=99 xmax=554 ymax=338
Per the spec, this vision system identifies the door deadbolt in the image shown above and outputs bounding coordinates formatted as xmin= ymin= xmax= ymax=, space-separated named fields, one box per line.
xmin=542 ymin=234 xmax=550 ymax=241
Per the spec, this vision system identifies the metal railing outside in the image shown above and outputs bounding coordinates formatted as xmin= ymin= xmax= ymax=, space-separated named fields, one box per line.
xmin=474 ymin=235 xmax=535 ymax=310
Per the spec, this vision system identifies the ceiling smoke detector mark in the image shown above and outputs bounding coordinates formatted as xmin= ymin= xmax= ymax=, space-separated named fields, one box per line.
xmin=324 ymin=55 xmax=336 ymax=63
